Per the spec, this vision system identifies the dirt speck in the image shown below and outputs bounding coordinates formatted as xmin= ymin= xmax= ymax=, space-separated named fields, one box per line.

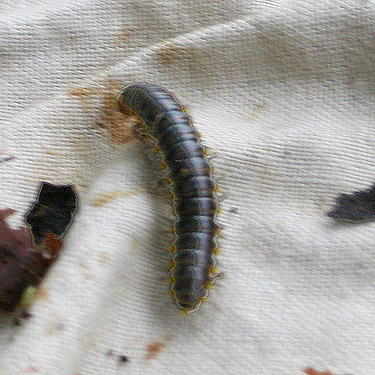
xmin=118 ymin=354 xmax=129 ymax=363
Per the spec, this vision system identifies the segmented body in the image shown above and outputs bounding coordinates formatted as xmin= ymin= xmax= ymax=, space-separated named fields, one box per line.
xmin=118 ymin=83 xmax=219 ymax=311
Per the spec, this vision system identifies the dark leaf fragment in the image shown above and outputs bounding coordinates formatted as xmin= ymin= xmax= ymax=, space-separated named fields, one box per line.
xmin=328 ymin=184 xmax=375 ymax=222
xmin=0 ymin=209 xmax=52 ymax=312
xmin=25 ymin=182 xmax=77 ymax=244
xmin=0 ymin=182 xmax=77 ymax=312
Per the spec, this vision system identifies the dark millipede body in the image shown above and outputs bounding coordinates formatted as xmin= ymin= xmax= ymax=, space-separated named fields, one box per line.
xmin=118 ymin=82 xmax=220 ymax=312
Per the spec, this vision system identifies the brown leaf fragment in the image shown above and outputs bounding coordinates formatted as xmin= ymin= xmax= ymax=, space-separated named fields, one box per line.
xmin=0 ymin=209 xmax=49 ymax=312
xmin=0 ymin=182 xmax=77 ymax=312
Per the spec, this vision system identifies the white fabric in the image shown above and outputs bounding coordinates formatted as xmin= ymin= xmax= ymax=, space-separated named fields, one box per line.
xmin=0 ymin=1 xmax=374 ymax=374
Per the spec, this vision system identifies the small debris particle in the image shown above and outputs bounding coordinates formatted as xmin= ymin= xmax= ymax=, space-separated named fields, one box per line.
xmin=229 ymin=207 xmax=238 ymax=214
xmin=328 ymin=184 xmax=375 ymax=222
xmin=145 ymin=341 xmax=166 ymax=360
xmin=20 ymin=310 xmax=33 ymax=319
xmin=118 ymin=355 xmax=129 ymax=363
xmin=0 ymin=155 xmax=15 ymax=163
xmin=13 ymin=318 xmax=22 ymax=326
xmin=13 ymin=310 xmax=33 ymax=326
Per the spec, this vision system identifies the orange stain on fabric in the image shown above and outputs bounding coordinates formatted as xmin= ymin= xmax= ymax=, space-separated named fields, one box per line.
xmin=69 ymin=80 xmax=137 ymax=144
xmin=303 ymin=367 xmax=336 ymax=375
xmin=144 ymin=336 xmax=172 ymax=360
xmin=91 ymin=189 xmax=143 ymax=207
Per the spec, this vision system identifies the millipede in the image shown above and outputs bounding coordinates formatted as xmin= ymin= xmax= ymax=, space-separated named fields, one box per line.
xmin=118 ymin=82 xmax=221 ymax=312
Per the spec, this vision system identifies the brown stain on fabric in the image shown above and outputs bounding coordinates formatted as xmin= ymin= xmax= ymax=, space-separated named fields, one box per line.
xmin=79 ymin=261 xmax=95 ymax=280
xmin=99 ymin=84 xmax=136 ymax=144
xmin=303 ymin=367 xmax=336 ymax=375
xmin=115 ymin=26 xmax=135 ymax=45
xmin=97 ymin=253 xmax=110 ymax=266
xmin=70 ymin=80 xmax=138 ymax=144
xmin=69 ymin=87 xmax=96 ymax=100
xmin=156 ymin=42 xmax=187 ymax=65
xmin=25 ymin=366 xmax=39 ymax=373
xmin=144 ymin=341 xmax=166 ymax=360
xmin=45 ymin=321 xmax=65 ymax=335
xmin=144 ymin=335 xmax=172 ymax=360
xmin=244 ymin=102 xmax=267 ymax=122
xmin=44 ymin=149 xmax=72 ymax=157
xmin=91 ymin=188 xmax=143 ymax=207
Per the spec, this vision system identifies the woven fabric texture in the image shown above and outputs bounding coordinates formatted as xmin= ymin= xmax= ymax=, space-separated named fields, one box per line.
xmin=0 ymin=1 xmax=374 ymax=374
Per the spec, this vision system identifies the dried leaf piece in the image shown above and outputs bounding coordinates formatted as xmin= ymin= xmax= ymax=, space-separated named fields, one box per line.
xmin=0 ymin=209 xmax=52 ymax=312
xmin=0 ymin=182 xmax=76 ymax=313
xmin=25 ymin=182 xmax=77 ymax=244
xmin=328 ymin=184 xmax=375 ymax=222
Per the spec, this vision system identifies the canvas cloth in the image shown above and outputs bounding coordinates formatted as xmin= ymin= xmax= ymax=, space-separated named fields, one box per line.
xmin=0 ymin=1 xmax=374 ymax=374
